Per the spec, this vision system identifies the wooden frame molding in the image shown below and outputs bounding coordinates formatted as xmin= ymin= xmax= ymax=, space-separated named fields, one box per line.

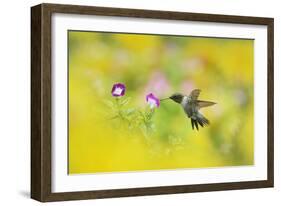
xmin=31 ymin=3 xmax=274 ymax=202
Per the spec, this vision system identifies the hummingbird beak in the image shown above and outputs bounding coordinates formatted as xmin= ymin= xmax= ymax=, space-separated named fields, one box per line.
xmin=160 ymin=97 xmax=170 ymax=101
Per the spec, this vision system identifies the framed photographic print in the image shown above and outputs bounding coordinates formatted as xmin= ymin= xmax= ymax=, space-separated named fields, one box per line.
xmin=31 ymin=3 xmax=274 ymax=202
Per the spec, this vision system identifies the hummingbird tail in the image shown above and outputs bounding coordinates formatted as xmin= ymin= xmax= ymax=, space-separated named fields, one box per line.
xmin=191 ymin=119 xmax=199 ymax=130
xmin=191 ymin=113 xmax=210 ymax=130
xmin=198 ymin=114 xmax=210 ymax=126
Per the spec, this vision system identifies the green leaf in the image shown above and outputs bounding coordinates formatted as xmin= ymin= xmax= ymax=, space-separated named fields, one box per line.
xmin=119 ymin=97 xmax=131 ymax=106
xmin=103 ymin=99 xmax=115 ymax=109
xmin=124 ymin=108 xmax=136 ymax=116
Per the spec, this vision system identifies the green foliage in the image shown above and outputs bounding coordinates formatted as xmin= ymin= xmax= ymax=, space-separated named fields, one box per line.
xmin=104 ymin=96 xmax=157 ymax=139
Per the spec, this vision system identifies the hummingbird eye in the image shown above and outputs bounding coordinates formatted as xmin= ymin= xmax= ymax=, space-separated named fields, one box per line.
xmin=169 ymin=93 xmax=183 ymax=103
xmin=171 ymin=94 xmax=181 ymax=99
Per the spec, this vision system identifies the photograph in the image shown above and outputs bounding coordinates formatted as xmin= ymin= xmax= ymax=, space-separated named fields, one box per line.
xmin=68 ymin=31 xmax=254 ymax=174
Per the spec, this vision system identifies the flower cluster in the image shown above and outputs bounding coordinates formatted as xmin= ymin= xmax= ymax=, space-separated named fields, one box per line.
xmin=107 ymin=82 xmax=160 ymax=137
xmin=111 ymin=83 xmax=160 ymax=109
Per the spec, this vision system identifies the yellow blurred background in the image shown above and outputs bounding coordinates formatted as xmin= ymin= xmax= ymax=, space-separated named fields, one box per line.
xmin=68 ymin=31 xmax=254 ymax=174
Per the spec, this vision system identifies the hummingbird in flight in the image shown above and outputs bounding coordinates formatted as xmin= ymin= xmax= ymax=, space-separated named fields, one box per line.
xmin=161 ymin=89 xmax=216 ymax=130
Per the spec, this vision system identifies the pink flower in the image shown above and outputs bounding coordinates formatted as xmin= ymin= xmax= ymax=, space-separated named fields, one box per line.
xmin=111 ymin=83 xmax=126 ymax=97
xmin=146 ymin=93 xmax=160 ymax=109
xmin=143 ymin=71 xmax=171 ymax=97
xmin=180 ymin=81 xmax=195 ymax=93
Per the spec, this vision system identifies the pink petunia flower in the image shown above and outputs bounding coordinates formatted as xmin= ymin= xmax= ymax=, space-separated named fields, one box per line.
xmin=111 ymin=83 xmax=126 ymax=97
xmin=146 ymin=93 xmax=160 ymax=109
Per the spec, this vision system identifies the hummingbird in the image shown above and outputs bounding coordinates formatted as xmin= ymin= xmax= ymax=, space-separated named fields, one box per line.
xmin=161 ymin=89 xmax=216 ymax=130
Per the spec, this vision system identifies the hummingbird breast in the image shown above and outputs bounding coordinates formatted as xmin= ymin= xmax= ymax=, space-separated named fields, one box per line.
xmin=181 ymin=96 xmax=188 ymax=107
xmin=181 ymin=96 xmax=197 ymax=118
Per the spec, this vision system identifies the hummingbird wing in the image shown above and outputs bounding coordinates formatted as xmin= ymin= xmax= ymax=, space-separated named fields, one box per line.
xmin=189 ymin=89 xmax=201 ymax=100
xmin=197 ymin=100 xmax=216 ymax=109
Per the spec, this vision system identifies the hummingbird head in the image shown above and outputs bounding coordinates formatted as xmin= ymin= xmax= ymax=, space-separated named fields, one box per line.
xmin=169 ymin=93 xmax=184 ymax=104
